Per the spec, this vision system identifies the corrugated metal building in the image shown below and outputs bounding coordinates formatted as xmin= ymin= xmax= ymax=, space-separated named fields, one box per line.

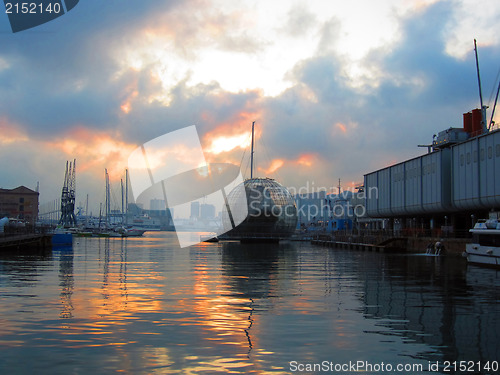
xmin=452 ymin=129 xmax=500 ymax=209
xmin=365 ymin=148 xmax=452 ymax=217
xmin=364 ymin=127 xmax=500 ymax=233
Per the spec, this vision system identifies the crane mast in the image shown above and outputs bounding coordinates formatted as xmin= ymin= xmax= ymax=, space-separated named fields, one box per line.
xmin=58 ymin=159 xmax=77 ymax=227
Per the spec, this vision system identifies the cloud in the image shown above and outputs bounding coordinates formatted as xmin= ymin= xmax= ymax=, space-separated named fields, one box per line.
xmin=1 ymin=0 xmax=500 ymax=214
xmin=253 ymin=0 xmax=500 ymax=188
xmin=281 ymin=3 xmax=317 ymax=38
xmin=0 ymin=117 xmax=28 ymax=144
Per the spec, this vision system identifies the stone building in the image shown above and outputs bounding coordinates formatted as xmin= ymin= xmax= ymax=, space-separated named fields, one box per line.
xmin=0 ymin=186 xmax=39 ymax=223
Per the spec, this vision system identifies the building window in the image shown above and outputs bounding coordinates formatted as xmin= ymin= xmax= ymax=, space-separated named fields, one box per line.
xmin=488 ymin=146 xmax=493 ymax=159
xmin=19 ymin=197 xmax=24 ymax=203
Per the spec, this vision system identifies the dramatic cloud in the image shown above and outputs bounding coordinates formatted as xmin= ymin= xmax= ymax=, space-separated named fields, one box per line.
xmin=0 ymin=0 xmax=499 ymax=215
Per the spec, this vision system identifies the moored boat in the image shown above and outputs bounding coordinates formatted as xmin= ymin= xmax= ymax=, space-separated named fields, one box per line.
xmin=51 ymin=227 xmax=73 ymax=246
xmin=465 ymin=219 xmax=500 ymax=267
xmin=117 ymin=226 xmax=146 ymax=237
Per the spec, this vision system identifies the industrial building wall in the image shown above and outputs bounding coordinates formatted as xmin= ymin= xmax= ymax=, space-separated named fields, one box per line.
xmin=391 ymin=163 xmax=405 ymax=215
xmin=378 ymin=168 xmax=392 ymax=216
xmin=422 ymin=149 xmax=452 ymax=213
xmin=365 ymin=129 xmax=500 ymax=218
xmin=452 ymin=129 xmax=500 ymax=210
xmin=364 ymin=172 xmax=379 ymax=216
xmin=364 ymin=149 xmax=452 ymax=217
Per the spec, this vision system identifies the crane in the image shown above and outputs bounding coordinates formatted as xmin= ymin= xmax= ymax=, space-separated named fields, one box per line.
xmin=58 ymin=159 xmax=77 ymax=227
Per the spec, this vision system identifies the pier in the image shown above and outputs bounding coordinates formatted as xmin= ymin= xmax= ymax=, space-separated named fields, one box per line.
xmin=0 ymin=233 xmax=52 ymax=252
xmin=311 ymin=234 xmax=468 ymax=256
xmin=311 ymin=238 xmax=386 ymax=252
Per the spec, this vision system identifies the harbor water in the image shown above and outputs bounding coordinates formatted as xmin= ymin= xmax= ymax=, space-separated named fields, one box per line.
xmin=0 ymin=232 xmax=499 ymax=374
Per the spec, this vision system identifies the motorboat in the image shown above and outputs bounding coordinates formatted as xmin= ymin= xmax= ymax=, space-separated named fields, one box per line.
xmin=464 ymin=219 xmax=500 ymax=267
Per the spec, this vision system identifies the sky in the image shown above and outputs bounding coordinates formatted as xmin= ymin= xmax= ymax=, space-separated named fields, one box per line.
xmin=1 ymin=0 xmax=500 ymax=217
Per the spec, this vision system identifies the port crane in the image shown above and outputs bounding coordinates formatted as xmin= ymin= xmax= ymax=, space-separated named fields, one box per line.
xmin=58 ymin=159 xmax=77 ymax=227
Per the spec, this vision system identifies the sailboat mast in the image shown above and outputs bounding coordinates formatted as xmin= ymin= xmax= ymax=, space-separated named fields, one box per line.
xmin=125 ymin=169 xmax=129 ymax=225
xmin=105 ymin=169 xmax=110 ymax=227
xmin=98 ymin=203 xmax=102 ymax=229
xmin=250 ymin=121 xmax=255 ymax=179
xmin=85 ymin=194 xmax=89 ymax=227
xmin=121 ymin=178 xmax=124 ymax=224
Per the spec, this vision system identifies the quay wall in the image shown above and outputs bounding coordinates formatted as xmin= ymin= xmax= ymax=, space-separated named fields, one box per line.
xmin=311 ymin=236 xmax=468 ymax=257
xmin=0 ymin=234 xmax=52 ymax=252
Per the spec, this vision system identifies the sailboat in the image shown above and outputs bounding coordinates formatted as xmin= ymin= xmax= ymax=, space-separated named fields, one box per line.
xmin=93 ymin=169 xmax=146 ymax=238
xmin=115 ymin=169 xmax=146 ymax=237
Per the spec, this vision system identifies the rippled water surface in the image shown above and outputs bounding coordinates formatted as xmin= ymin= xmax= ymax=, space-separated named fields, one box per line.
xmin=0 ymin=232 xmax=499 ymax=374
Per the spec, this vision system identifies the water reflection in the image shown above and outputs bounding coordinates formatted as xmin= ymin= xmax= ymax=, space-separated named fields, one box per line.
xmin=350 ymin=251 xmax=500 ymax=370
xmin=221 ymin=242 xmax=294 ymax=300
xmin=0 ymin=248 xmax=54 ymax=348
xmin=57 ymin=248 xmax=74 ymax=319
xmin=0 ymin=234 xmax=499 ymax=374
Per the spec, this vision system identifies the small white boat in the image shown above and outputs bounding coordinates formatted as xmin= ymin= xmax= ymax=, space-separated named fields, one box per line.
xmin=115 ymin=226 xmax=146 ymax=237
xmin=121 ymin=227 xmax=147 ymax=237
xmin=464 ymin=219 xmax=500 ymax=267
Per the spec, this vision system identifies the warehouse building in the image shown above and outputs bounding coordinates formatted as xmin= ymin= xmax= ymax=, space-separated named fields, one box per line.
xmin=364 ymin=110 xmax=500 ymax=236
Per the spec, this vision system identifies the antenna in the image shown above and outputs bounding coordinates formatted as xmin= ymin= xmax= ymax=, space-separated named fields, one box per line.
xmin=250 ymin=121 xmax=255 ymax=179
xmin=474 ymin=39 xmax=488 ymax=133
xmin=490 ymin=80 xmax=500 ymax=130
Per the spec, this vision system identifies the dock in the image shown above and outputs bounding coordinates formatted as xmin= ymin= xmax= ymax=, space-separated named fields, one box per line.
xmin=311 ymin=239 xmax=386 ymax=252
xmin=311 ymin=236 xmax=468 ymax=256
xmin=0 ymin=234 xmax=52 ymax=252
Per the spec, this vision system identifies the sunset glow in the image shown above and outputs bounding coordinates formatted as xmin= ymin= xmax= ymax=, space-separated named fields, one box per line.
xmin=120 ymin=90 xmax=139 ymax=114
xmin=0 ymin=0 xmax=499 ymax=212
xmin=1 ymin=1 xmax=500 ymax=374
xmin=47 ymin=128 xmax=137 ymax=181
xmin=263 ymin=159 xmax=284 ymax=174
xmin=296 ymin=154 xmax=316 ymax=167
xmin=336 ymin=123 xmax=347 ymax=133
xmin=0 ymin=118 xmax=28 ymax=144
xmin=205 ymin=132 xmax=251 ymax=154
